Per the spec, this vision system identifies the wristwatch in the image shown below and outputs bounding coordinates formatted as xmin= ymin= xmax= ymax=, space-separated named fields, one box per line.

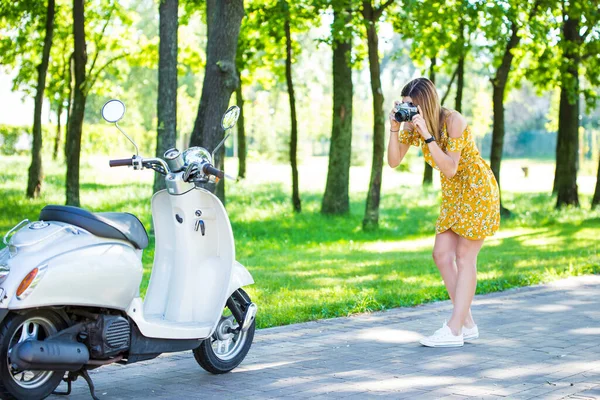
xmin=425 ymin=136 xmax=435 ymax=144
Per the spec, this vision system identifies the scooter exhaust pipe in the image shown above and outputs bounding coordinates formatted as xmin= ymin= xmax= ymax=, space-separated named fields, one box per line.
xmin=11 ymin=340 xmax=90 ymax=371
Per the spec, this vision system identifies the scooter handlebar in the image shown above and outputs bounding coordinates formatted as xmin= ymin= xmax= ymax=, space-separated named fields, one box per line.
xmin=109 ymin=158 xmax=134 ymax=167
xmin=202 ymin=164 xmax=224 ymax=180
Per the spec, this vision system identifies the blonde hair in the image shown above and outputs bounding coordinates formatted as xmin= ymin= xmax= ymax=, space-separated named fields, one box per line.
xmin=401 ymin=77 xmax=448 ymax=142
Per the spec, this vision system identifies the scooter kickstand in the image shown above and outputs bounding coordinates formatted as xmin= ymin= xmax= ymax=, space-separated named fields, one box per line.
xmin=52 ymin=372 xmax=74 ymax=396
xmin=80 ymin=369 xmax=100 ymax=400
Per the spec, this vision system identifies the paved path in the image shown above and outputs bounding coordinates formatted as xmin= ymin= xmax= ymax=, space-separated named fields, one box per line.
xmin=50 ymin=276 xmax=600 ymax=400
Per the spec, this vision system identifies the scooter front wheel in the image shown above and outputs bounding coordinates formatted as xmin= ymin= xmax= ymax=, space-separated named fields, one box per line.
xmin=194 ymin=289 xmax=255 ymax=374
xmin=0 ymin=310 xmax=68 ymax=400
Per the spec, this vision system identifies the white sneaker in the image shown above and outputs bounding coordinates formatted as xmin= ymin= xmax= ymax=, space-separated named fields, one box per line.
xmin=463 ymin=324 xmax=479 ymax=341
xmin=420 ymin=323 xmax=464 ymax=348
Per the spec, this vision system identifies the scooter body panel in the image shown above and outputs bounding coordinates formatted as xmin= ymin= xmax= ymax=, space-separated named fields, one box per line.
xmin=0 ymin=221 xmax=143 ymax=311
xmin=129 ymin=187 xmax=237 ymax=339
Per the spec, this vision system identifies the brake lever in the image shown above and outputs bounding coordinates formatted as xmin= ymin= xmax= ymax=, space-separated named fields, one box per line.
xmin=182 ymin=162 xmax=198 ymax=182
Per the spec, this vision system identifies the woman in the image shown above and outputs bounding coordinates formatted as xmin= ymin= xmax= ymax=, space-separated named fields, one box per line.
xmin=388 ymin=77 xmax=500 ymax=348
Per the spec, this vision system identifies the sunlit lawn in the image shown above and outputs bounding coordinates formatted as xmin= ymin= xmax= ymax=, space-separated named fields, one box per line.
xmin=1 ymin=155 xmax=599 ymax=328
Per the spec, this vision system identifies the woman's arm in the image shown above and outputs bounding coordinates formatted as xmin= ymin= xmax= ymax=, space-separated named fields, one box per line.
xmin=412 ymin=108 xmax=466 ymax=179
xmin=388 ymin=130 xmax=411 ymax=168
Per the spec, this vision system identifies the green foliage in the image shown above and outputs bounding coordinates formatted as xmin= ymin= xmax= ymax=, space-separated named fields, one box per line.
xmin=392 ymin=0 xmax=481 ymax=76
xmin=0 ymin=0 xmax=49 ymax=94
xmin=525 ymin=0 xmax=600 ymax=108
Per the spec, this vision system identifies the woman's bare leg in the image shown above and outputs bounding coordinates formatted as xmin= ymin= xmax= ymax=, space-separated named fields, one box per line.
xmin=446 ymin=236 xmax=485 ymax=335
xmin=433 ymin=230 xmax=475 ymax=327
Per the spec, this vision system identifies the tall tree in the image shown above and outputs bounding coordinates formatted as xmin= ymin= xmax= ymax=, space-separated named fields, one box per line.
xmin=485 ymin=0 xmax=542 ymax=217
xmin=454 ymin=20 xmax=466 ymax=113
xmin=236 ymin=0 xmax=313 ymax=207
xmin=0 ymin=1 xmax=55 ymax=195
xmin=593 ymin=154 xmax=600 ymax=209
xmin=554 ymin=7 xmax=581 ymax=207
xmin=283 ymin=0 xmax=301 ymax=212
xmin=234 ymin=6 xmax=263 ymax=180
xmin=189 ymin=0 xmax=244 ymax=202
xmin=154 ymin=0 xmax=179 ymax=193
xmin=26 ymin=0 xmax=55 ymax=198
xmin=65 ymin=1 xmax=128 ymax=205
xmin=234 ymin=76 xmax=247 ymax=179
xmin=361 ymin=0 xmax=396 ymax=230
xmin=528 ymin=0 xmax=600 ymax=208
xmin=65 ymin=0 xmax=87 ymax=206
xmin=322 ymin=3 xmax=354 ymax=215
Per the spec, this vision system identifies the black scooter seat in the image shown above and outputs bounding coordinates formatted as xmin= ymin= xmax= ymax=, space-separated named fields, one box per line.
xmin=39 ymin=205 xmax=149 ymax=250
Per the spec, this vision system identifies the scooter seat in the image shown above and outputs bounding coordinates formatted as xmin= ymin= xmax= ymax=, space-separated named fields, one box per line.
xmin=39 ymin=205 xmax=149 ymax=249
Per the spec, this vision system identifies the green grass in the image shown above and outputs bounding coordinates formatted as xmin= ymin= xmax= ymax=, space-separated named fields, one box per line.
xmin=1 ymin=155 xmax=599 ymax=328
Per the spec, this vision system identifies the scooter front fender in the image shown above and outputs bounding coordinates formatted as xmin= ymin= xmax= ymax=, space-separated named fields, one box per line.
xmin=227 ymin=260 xmax=254 ymax=297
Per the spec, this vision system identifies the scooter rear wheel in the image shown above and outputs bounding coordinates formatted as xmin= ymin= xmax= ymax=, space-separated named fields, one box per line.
xmin=0 ymin=310 xmax=68 ymax=400
xmin=194 ymin=289 xmax=255 ymax=374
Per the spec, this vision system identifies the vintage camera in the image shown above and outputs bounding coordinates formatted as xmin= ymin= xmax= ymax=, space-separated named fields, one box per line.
xmin=394 ymin=102 xmax=419 ymax=122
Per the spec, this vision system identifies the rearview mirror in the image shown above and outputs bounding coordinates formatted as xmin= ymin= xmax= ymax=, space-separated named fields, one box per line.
xmin=102 ymin=100 xmax=126 ymax=123
xmin=221 ymin=106 xmax=240 ymax=130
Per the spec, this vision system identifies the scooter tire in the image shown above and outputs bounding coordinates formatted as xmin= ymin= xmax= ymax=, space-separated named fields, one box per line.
xmin=193 ymin=289 xmax=255 ymax=374
xmin=0 ymin=310 xmax=68 ymax=400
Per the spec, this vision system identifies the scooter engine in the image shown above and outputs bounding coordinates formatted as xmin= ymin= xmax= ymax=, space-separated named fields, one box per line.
xmin=87 ymin=315 xmax=131 ymax=358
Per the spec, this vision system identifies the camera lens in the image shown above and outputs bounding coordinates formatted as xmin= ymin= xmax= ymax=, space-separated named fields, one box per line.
xmin=394 ymin=109 xmax=409 ymax=123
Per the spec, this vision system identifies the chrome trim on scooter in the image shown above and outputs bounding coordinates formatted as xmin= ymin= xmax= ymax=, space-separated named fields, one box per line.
xmin=242 ymin=303 xmax=257 ymax=333
xmin=115 ymin=122 xmax=139 ymax=156
xmin=3 ymin=219 xmax=29 ymax=245
xmin=11 ymin=225 xmax=79 ymax=249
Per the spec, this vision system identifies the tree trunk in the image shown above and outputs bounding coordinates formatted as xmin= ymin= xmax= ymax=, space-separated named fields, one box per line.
xmin=65 ymin=0 xmax=87 ymax=207
xmin=189 ymin=0 xmax=244 ymax=203
xmin=27 ymin=0 xmax=55 ymax=198
xmin=284 ymin=8 xmax=301 ymax=213
xmin=490 ymin=21 xmax=520 ymax=217
xmin=592 ymin=151 xmax=600 ymax=208
xmin=423 ymin=56 xmax=435 ymax=186
xmin=321 ymin=9 xmax=353 ymax=215
xmin=555 ymin=14 xmax=580 ymax=208
xmin=235 ymin=76 xmax=247 ymax=179
xmin=455 ymin=54 xmax=464 ymax=113
xmin=440 ymin=64 xmax=458 ymax=106
xmin=154 ymin=0 xmax=178 ymax=194
xmin=64 ymin=53 xmax=74 ymax=159
xmin=362 ymin=2 xmax=385 ymax=230
xmin=53 ymin=103 xmax=62 ymax=161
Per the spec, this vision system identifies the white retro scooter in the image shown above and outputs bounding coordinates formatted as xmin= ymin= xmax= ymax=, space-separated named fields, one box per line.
xmin=0 ymin=100 xmax=257 ymax=400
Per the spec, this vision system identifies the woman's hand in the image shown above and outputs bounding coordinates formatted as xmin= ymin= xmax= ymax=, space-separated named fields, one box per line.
xmin=412 ymin=105 xmax=432 ymax=139
xmin=389 ymin=101 xmax=401 ymax=132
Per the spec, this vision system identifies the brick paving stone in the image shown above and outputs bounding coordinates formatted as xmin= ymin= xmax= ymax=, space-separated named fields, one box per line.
xmin=40 ymin=275 xmax=600 ymax=400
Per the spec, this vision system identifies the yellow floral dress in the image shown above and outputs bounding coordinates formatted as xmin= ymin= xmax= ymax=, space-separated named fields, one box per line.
xmin=399 ymin=118 xmax=500 ymax=240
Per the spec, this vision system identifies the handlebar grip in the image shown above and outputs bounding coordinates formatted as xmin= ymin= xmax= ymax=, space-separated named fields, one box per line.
xmin=109 ymin=158 xmax=134 ymax=167
xmin=203 ymin=164 xmax=224 ymax=180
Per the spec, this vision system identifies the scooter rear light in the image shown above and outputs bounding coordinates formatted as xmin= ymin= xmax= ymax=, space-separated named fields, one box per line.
xmin=16 ymin=264 xmax=47 ymax=300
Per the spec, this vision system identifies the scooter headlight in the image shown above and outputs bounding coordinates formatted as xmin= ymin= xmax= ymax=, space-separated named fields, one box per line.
xmin=0 ymin=247 xmax=10 ymax=284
